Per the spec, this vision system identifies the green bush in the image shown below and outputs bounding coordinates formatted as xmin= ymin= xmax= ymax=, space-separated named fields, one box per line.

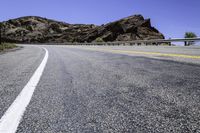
xmin=94 ymin=37 xmax=104 ymax=42
xmin=184 ymin=32 xmax=197 ymax=38
xmin=27 ymin=25 xmax=34 ymax=31
xmin=184 ymin=32 xmax=197 ymax=46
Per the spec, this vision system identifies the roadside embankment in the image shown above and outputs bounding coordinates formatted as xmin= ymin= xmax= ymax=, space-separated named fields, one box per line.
xmin=0 ymin=43 xmax=18 ymax=52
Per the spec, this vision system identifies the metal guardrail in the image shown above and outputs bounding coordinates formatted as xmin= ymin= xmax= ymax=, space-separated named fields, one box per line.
xmin=63 ymin=38 xmax=200 ymax=46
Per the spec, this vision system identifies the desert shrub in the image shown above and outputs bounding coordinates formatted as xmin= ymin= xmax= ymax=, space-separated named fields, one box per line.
xmin=95 ymin=37 xmax=104 ymax=42
xmin=27 ymin=25 xmax=34 ymax=31
xmin=49 ymin=23 xmax=62 ymax=32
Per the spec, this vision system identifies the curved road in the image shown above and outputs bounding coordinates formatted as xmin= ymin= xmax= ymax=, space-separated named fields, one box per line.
xmin=0 ymin=45 xmax=200 ymax=133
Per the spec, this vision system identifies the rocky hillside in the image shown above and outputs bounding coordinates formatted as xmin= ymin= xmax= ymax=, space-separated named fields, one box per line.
xmin=1 ymin=15 xmax=164 ymax=43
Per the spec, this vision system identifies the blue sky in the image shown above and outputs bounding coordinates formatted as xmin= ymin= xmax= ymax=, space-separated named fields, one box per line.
xmin=0 ymin=0 xmax=199 ymax=39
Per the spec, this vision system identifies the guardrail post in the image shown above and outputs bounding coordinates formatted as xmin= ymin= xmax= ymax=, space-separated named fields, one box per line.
xmin=184 ymin=41 xmax=187 ymax=46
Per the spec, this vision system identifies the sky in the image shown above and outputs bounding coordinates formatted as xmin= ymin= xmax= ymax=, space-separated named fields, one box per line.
xmin=0 ymin=0 xmax=200 ymax=39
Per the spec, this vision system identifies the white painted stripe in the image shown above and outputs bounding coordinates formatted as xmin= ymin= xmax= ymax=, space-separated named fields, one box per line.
xmin=0 ymin=47 xmax=49 ymax=133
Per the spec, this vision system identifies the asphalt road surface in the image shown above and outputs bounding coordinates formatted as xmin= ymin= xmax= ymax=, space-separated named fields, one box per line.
xmin=0 ymin=45 xmax=200 ymax=133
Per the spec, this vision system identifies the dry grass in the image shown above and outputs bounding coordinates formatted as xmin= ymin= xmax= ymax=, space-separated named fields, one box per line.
xmin=0 ymin=43 xmax=17 ymax=51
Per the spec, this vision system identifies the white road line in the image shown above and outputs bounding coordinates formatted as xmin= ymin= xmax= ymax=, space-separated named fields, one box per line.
xmin=0 ymin=47 xmax=49 ymax=133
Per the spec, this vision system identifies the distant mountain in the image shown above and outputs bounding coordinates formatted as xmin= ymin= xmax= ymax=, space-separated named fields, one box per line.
xmin=1 ymin=15 xmax=164 ymax=43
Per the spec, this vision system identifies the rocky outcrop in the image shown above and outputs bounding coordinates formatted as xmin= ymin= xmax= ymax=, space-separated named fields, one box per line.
xmin=0 ymin=15 xmax=164 ymax=43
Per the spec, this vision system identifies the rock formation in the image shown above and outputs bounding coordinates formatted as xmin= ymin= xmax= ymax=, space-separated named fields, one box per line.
xmin=1 ymin=15 xmax=164 ymax=43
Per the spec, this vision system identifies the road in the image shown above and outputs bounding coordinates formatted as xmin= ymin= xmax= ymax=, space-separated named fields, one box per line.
xmin=0 ymin=45 xmax=200 ymax=133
